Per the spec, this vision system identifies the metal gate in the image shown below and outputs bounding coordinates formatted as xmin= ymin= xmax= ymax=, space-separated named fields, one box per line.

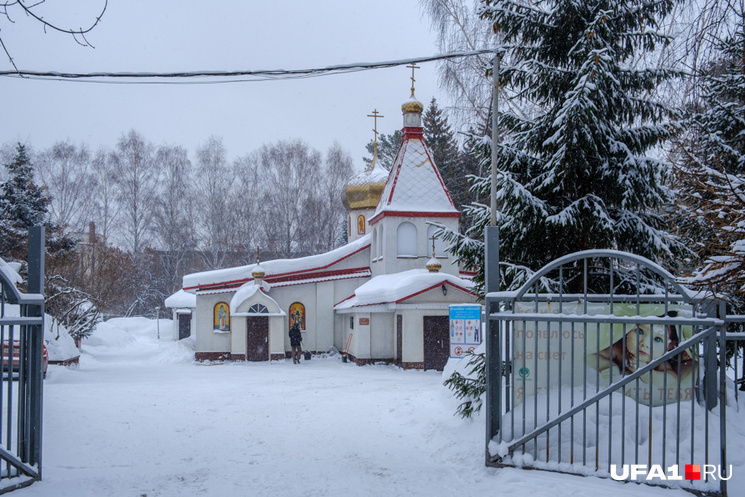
xmin=0 ymin=228 xmax=45 ymax=493
xmin=485 ymin=249 xmax=737 ymax=496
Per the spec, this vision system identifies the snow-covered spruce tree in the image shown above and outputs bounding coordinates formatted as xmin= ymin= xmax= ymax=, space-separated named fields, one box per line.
xmin=441 ymin=0 xmax=685 ymax=297
xmin=674 ymin=17 xmax=745 ymax=305
xmin=363 ymin=130 xmax=401 ymax=170
xmin=0 ymin=143 xmax=52 ymax=259
xmin=424 ymin=98 xmax=464 ymax=207
xmin=442 ymin=0 xmax=686 ymax=416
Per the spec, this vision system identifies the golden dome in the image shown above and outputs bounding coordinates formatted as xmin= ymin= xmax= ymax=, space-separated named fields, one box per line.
xmin=342 ymin=159 xmax=388 ymax=211
xmin=426 ymin=256 xmax=442 ymax=273
xmin=252 ymin=263 xmax=265 ymax=279
xmin=401 ymin=98 xmax=424 ymax=114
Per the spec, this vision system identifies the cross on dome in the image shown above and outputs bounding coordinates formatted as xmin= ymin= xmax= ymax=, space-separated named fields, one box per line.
xmin=367 ymin=109 xmax=384 ymax=168
xmin=406 ymin=63 xmax=420 ymax=98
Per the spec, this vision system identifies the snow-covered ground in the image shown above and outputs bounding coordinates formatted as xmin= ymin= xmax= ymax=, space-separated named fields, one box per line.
xmin=15 ymin=318 xmax=725 ymax=496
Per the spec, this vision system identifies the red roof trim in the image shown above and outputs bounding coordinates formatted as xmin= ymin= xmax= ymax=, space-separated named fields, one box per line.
xmin=419 ymin=137 xmax=457 ymax=209
xmin=184 ymin=277 xmax=250 ymax=292
xmin=267 ymin=267 xmax=370 ymax=284
xmin=369 ymin=210 xmax=460 ymax=225
xmin=394 ymin=280 xmax=475 ymax=303
xmin=383 ymin=139 xmax=408 ymax=208
xmin=185 ymin=242 xmax=370 ymax=292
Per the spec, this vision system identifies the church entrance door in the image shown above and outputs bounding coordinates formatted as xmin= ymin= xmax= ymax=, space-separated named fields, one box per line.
xmin=177 ymin=313 xmax=191 ymax=340
xmin=423 ymin=315 xmax=449 ymax=371
xmin=246 ymin=317 xmax=269 ymax=361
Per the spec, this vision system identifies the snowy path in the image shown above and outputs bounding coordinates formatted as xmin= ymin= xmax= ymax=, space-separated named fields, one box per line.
xmin=17 ymin=319 xmax=697 ymax=496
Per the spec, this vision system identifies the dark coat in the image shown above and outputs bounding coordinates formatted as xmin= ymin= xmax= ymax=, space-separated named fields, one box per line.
xmin=289 ymin=324 xmax=302 ymax=347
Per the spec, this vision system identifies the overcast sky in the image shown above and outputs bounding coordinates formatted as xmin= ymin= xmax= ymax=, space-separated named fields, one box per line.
xmin=0 ymin=0 xmax=446 ymax=166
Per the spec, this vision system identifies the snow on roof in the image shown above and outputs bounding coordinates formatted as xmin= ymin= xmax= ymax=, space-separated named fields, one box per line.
xmin=164 ymin=289 xmax=197 ymax=309
xmin=230 ymin=283 xmax=259 ymax=310
xmin=183 ymin=234 xmax=371 ymax=290
xmin=335 ymin=269 xmax=474 ymax=309
xmin=373 ymin=137 xmax=457 ymax=218
xmin=347 ymin=159 xmax=389 ymax=187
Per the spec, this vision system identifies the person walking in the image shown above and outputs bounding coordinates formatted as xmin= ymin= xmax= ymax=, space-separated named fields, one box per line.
xmin=289 ymin=322 xmax=303 ymax=364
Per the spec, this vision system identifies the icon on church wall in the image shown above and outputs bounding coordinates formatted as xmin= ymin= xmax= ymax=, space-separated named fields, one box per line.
xmin=213 ymin=302 xmax=230 ymax=332
xmin=289 ymin=302 xmax=305 ymax=331
xmin=357 ymin=215 xmax=366 ymax=235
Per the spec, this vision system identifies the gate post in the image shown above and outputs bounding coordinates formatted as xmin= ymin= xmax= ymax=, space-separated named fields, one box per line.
xmin=485 ymin=226 xmax=501 ymax=458
xmin=27 ymin=226 xmax=44 ymax=472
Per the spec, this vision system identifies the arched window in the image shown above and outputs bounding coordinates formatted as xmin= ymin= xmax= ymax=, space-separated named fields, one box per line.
xmin=397 ymin=222 xmax=417 ymax=257
xmin=248 ymin=303 xmax=268 ymax=314
xmin=426 ymin=225 xmax=447 ymax=257
xmin=357 ymin=215 xmax=366 ymax=235
xmin=289 ymin=302 xmax=305 ymax=331
xmin=213 ymin=302 xmax=230 ymax=332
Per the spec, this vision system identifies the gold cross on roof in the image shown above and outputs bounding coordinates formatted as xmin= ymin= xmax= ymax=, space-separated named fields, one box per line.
xmin=367 ymin=109 xmax=384 ymax=164
xmin=406 ymin=63 xmax=420 ymax=97
xmin=367 ymin=109 xmax=384 ymax=143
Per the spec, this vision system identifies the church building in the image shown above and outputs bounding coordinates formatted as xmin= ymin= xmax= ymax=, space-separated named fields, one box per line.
xmin=174 ymin=85 xmax=478 ymax=370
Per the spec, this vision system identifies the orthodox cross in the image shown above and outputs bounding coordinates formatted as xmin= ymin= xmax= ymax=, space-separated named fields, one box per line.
xmin=256 ymin=247 xmax=261 ymax=265
xmin=406 ymin=62 xmax=420 ymax=97
xmin=367 ymin=109 xmax=384 ymax=163
xmin=430 ymin=234 xmax=437 ymax=258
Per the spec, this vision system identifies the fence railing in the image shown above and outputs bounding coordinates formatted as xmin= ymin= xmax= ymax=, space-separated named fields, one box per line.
xmin=484 ymin=250 xmax=738 ymax=496
xmin=0 ymin=228 xmax=45 ymax=494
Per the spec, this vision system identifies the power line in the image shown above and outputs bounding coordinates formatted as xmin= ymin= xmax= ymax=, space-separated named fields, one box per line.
xmin=0 ymin=49 xmax=495 ymax=85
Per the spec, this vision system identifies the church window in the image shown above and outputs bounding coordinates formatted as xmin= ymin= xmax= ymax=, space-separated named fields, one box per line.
xmin=427 ymin=225 xmax=447 ymax=257
xmin=372 ymin=228 xmax=377 ymax=259
xmin=378 ymin=225 xmax=384 ymax=259
xmin=397 ymin=222 xmax=417 ymax=257
xmin=213 ymin=302 xmax=230 ymax=332
xmin=248 ymin=303 xmax=268 ymax=314
xmin=357 ymin=215 xmax=366 ymax=235
xmin=289 ymin=302 xmax=305 ymax=331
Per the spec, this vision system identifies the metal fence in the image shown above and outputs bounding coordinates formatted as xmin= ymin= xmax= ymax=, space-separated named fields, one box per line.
xmin=0 ymin=228 xmax=45 ymax=494
xmin=485 ymin=250 xmax=739 ymax=496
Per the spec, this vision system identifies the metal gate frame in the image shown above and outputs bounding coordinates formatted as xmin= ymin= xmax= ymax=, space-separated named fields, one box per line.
xmin=485 ymin=249 xmax=735 ymax=496
xmin=0 ymin=227 xmax=45 ymax=494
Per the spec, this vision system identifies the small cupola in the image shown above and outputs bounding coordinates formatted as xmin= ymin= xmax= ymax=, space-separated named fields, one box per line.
xmin=252 ymin=249 xmax=266 ymax=285
xmin=402 ymin=63 xmax=424 ymax=130
xmin=342 ymin=109 xmax=389 ymax=211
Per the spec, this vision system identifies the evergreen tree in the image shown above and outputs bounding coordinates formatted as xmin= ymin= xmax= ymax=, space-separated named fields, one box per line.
xmin=0 ymin=143 xmax=54 ymax=259
xmin=423 ymin=98 xmax=468 ymax=213
xmin=363 ymin=130 xmax=401 ymax=170
xmin=441 ymin=0 xmax=684 ymax=296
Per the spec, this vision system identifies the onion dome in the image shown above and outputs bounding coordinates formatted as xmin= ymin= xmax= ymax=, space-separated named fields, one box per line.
xmin=401 ymin=96 xmax=423 ymax=128
xmin=401 ymin=96 xmax=424 ymax=114
xmin=342 ymin=158 xmax=389 ymax=211
xmin=426 ymin=256 xmax=442 ymax=273
xmin=252 ymin=263 xmax=265 ymax=279
xmin=252 ymin=249 xmax=266 ymax=280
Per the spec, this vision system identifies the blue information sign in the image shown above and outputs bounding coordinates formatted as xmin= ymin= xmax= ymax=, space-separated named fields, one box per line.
xmin=449 ymin=304 xmax=482 ymax=358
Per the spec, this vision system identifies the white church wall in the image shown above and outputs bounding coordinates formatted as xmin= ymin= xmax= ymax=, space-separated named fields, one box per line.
xmin=230 ymin=316 xmax=247 ymax=356
xmin=269 ymin=316 xmax=286 ymax=359
xmin=351 ymin=312 xmax=371 ymax=360
xmin=194 ymin=291 xmax=233 ymax=360
xmin=315 ymin=281 xmax=335 ymax=352
xmin=370 ymin=312 xmax=395 ymax=360
xmin=348 ymin=208 xmax=376 ymax=243
xmin=371 ymin=216 xmax=460 ymax=277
